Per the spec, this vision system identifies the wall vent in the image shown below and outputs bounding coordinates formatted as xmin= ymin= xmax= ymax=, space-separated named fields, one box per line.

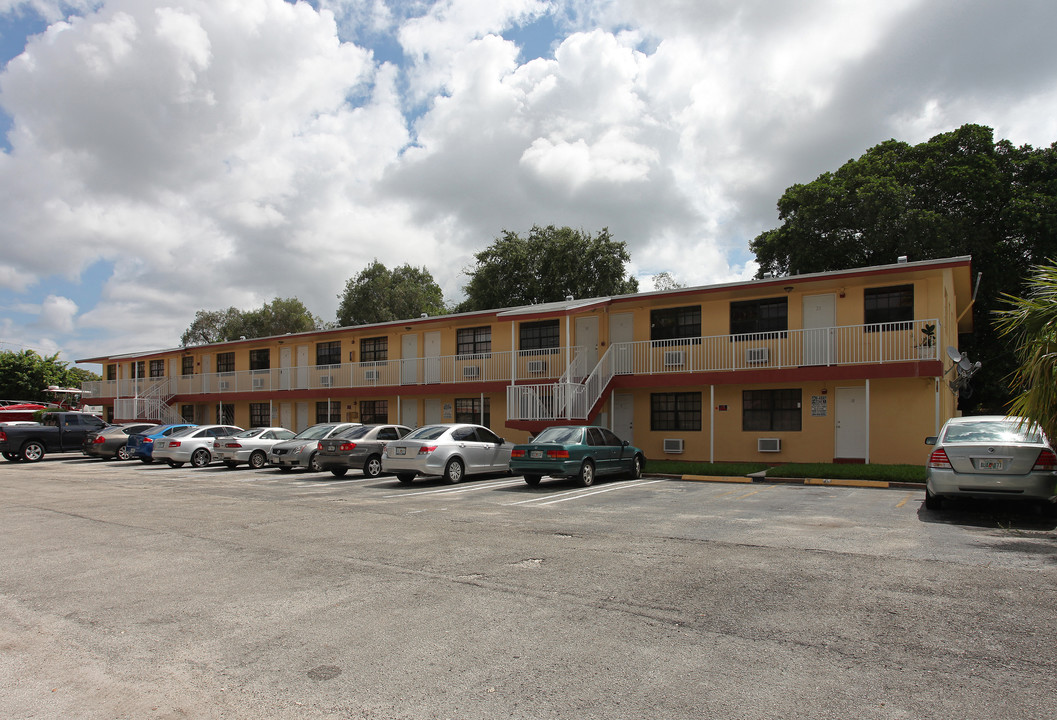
xmin=252 ymin=378 xmax=264 ymax=390
xmin=527 ymin=360 xmax=547 ymax=374
xmin=218 ymin=380 xmax=231 ymax=391
xmin=663 ymin=438 xmax=684 ymax=454
xmin=757 ymin=438 xmax=781 ymax=453
xmin=746 ymin=347 xmax=770 ymax=364
xmin=364 ymin=370 xmax=379 ymax=381
xmin=319 ymin=375 xmax=333 ymax=387
xmin=462 ymin=365 xmax=481 ymax=378
xmin=663 ymin=350 xmax=685 ymax=367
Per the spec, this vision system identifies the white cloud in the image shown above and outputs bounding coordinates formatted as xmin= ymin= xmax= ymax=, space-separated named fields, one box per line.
xmin=39 ymin=294 xmax=78 ymax=332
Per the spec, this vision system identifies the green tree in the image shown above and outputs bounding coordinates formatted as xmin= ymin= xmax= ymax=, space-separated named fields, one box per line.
xmin=458 ymin=225 xmax=638 ymax=311
xmin=749 ymin=124 xmax=1057 ymax=412
xmin=336 ymin=261 xmax=446 ymax=326
xmin=0 ymin=350 xmax=100 ymax=401
xmin=993 ymin=261 xmax=1057 ymax=440
xmin=652 ymin=272 xmax=685 ymax=291
xmin=180 ymin=298 xmax=322 ymax=346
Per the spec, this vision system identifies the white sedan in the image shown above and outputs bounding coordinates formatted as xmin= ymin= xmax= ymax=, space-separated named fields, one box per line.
xmin=214 ymin=427 xmax=296 ymax=469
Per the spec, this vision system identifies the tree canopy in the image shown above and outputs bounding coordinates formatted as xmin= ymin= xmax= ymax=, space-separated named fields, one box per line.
xmin=181 ymin=297 xmax=322 ymax=346
xmin=0 ymin=350 xmax=100 ymax=401
xmin=750 ymin=123 xmax=1057 ymax=412
xmin=993 ymin=261 xmax=1057 ymax=440
xmin=458 ymin=225 xmax=638 ymax=312
xmin=336 ymin=261 xmax=446 ymax=327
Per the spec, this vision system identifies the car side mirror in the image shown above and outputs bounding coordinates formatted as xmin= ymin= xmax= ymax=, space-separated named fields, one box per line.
xmin=622 ymin=440 xmax=630 ymax=447
xmin=925 ymin=436 xmax=937 ymax=445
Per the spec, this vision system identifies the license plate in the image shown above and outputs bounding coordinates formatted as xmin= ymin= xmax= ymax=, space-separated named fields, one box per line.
xmin=395 ymin=447 xmax=406 ymax=455
xmin=530 ymin=450 xmax=543 ymax=459
xmin=978 ymin=459 xmax=1004 ymax=470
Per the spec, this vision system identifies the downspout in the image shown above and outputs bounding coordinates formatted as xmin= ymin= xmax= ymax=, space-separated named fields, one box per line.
xmin=710 ymin=385 xmax=715 ymax=463
xmin=864 ymin=379 xmax=870 ymax=464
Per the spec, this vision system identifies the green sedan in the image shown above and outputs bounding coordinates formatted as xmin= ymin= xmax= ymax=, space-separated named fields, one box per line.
xmin=509 ymin=425 xmax=646 ymax=487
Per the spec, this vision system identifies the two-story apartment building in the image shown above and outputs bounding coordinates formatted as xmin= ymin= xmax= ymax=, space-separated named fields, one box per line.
xmin=79 ymin=255 xmax=975 ymax=466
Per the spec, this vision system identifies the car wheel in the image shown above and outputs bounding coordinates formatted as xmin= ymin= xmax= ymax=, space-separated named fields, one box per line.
xmin=278 ymin=465 xmax=293 ymax=473
xmin=628 ymin=455 xmax=643 ymax=480
xmin=116 ymin=445 xmax=133 ymax=461
xmin=330 ymin=467 xmax=348 ymax=477
xmin=249 ymin=451 xmax=267 ymax=469
xmin=3 ymin=451 xmax=21 ymax=462
xmin=167 ymin=460 xmax=184 ymax=468
xmin=190 ymin=449 xmax=211 ymax=468
xmin=397 ymin=472 xmax=416 ymax=484
xmin=223 ymin=460 xmax=238 ymax=469
xmin=308 ymin=452 xmax=322 ymax=472
xmin=577 ymin=460 xmax=595 ymax=487
xmin=443 ymin=457 xmax=464 ymax=484
xmin=524 ymin=474 xmax=541 ymax=486
xmin=924 ymin=488 xmax=942 ymax=511
xmin=363 ymin=455 xmax=383 ymax=478
xmin=20 ymin=441 xmax=45 ymax=463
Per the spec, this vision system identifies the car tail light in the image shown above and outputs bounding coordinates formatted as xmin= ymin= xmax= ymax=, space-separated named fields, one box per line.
xmin=169 ymin=441 xmax=181 ymax=447
xmin=547 ymin=450 xmax=570 ymax=459
xmin=0 ymin=431 xmax=6 ymax=443
xmin=418 ymin=445 xmax=437 ymax=455
xmin=510 ymin=449 xmax=525 ymax=458
xmin=339 ymin=442 xmax=357 ymax=452
xmin=224 ymin=442 xmax=242 ymax=448
xmin=1033 ymin=449 xmax=1057 ymax=472
xmin=93 ymin=436 xmax=106 ymax=444
xmin=928 ymin=448 xmax=951 ymax=469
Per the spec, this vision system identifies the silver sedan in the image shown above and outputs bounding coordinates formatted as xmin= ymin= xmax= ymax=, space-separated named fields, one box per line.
xmin=925 ymin=415 xmax=1057 ymax=511
xmin=382 ymin=423 xmax=512 ymax=484
xmin=268 ymin=422 xmax=360 ymax=472
xmin=215 ymin=427 xmax=296 ymax=469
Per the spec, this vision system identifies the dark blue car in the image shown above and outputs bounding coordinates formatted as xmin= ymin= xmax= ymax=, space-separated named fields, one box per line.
xmin=127 ymin=423 xmax=197 ymax=464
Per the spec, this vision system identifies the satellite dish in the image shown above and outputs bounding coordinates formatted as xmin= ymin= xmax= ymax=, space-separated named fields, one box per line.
xmin=946 ymin=346 xmax=963 ymax=363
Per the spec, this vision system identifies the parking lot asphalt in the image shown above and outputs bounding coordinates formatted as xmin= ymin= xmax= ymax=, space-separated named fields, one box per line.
xmin=2 ymin=456 xmax=1056 ymax=719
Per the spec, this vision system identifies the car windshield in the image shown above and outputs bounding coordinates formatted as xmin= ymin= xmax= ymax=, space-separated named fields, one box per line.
xmin=405 ymin=425 xmax=449 ymax=441
xmin=234 ymin=428 xmax=265 ymax=438
xmin=294 ymin=424 xmax=339 ymax=440
xmin=336 ymin=425 xmax=372 ymax=439
xmin=943 ymin=420 xmax=1043 ymax=444
xmin=169 ymin=426 xmax=199 ymax=437
xmin=534 ymin=427 xmax=583 ymax=444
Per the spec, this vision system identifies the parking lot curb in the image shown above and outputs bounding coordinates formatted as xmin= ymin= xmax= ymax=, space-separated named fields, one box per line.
xmin=658 ymin=474 xmax=925 ymax=491
xmin=680 ymin=474 xmax=753 ymax=484
xmin=804 ymin=477 xmax=890 ymax=489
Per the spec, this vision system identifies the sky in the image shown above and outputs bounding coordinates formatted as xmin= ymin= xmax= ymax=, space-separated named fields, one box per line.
xmin=1 ymin=0 xmax=1056 ymax=372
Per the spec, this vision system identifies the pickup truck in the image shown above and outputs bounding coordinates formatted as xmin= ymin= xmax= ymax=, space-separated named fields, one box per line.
xmin=0 ymin=412 xmax=108 ymax=462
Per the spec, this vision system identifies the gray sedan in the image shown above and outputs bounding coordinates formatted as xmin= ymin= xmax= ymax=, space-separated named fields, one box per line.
xmin=269 ymin=422 xmax=360 ymax=472
xmin=382 ymin=423 xmax=512 ymax=484
xmin=925 ymin=415 xmax=1057 ymax=511
xmin=317 ymin=424 xmax=411 ymax=478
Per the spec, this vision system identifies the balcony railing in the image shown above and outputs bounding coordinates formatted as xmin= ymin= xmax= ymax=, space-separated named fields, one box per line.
xmin=507 ymin=319 xmax=942 ymax=422
xmin=81 ymin=347 xmax=582 ymax=400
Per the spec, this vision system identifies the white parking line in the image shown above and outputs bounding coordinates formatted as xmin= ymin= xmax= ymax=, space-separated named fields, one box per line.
xmin=509 ymin=478 xmax=666 ymax=506
xmin=382 ymin=477 xmax=525 ymax=498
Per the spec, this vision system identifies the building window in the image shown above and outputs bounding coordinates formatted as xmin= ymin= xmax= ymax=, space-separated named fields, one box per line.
xmin=250 ymin=403 xmax=270 ymax=427
xmin=864 ymin=285 xmax=914 ymax=330
xmin=181 ymin=356 xmax=194 ymax=376
xmin=519 ymin=320 xmax=560 ymax=352
xmin=316 ymin=401 xmax=341 ymax=423
xmin=360 ymin=400 xmax=388 ymax=424
xmin=650 ymin=392 xmax=702 ymax=431
xmin=316 ymin=341 xmax=341 ymax=367
xmin=249 ymin=349 xmax=270 ymax=370
xmin=455 ymin=397 xmax=490 ymax=426
xmin=742 ymin=389 xmax=802 ymax=432
xmin=106 ymin=364 xmax=117 ymax=381
xmin=217 ymin=403 xmax=235 ymax=425
xmin=730 ymin=298 xmax=788 ymax=336
xmin=149 ymin=360 xmax=165 ymax=378
xmin=132 ymin=361 xmax=145 ymax=379
xmin=180 ymin=405 xmax=195 ymax=422
xmin=361 ymin=337 xmax=388 ymax=363
xmin=457 ymin=326 xmax=492 ymax=357
xmin=216 ymin=352 xmax=235 ymax=373
xmin=651 ymin=306 xmax=701 ymax=342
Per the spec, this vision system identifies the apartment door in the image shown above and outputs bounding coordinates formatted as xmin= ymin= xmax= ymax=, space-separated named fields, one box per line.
xmin=296 ymin=346 xmax=309 ymax=389
xmin=612 ymin=392 xmax=634 ymax=445
xmin=279 ymin=346 xmax=292 ymax=390
xmin=279 ymin=402 xmax=292 ymax=431
xmin=803 ymin=294 xmax=836 ymax=366
xmin=400 ymin=399 xmax=419 ymax=428
xmin=574 ymin=316 xmax=599 ymax=375
xmin=425 ymin=398 xmax=443 ymax=424
xmin=424 ymin=331 xmax=441 ymax=384
xmin=609 ymin=313 xmax=634 ymax=374
xmin=201 ymin=354 xmax=211 ymax=392
xmin=835 ymin=386 xmax=866 ymax=460
xmin=401 ymin=334 xmax=419 ymax=384
xmin=296 ymin=402 xmax=309 ymax=432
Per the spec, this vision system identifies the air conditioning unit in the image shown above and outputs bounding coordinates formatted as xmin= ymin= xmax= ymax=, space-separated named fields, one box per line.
xmin=218 ymin=380 xmax=231 ymax=391
xmin=364 ymin=370 xmax=379 ymax=381
xmin=663 ymin=438 xmax=684 ymax=454
xmin=252 ymin=377 xmax=264 ymax=390
xmin=663 ymin=350 xmax=685 ymax=367
xmin=746 ymin=347 xmax=770 ymax=364
xmin=320 ymin=375 xmax=333 ymax=387
xmin=462 ymin=366 xmax=480 ymax=378
xmin=527 ymin=360 xmax=547 ymax=373
xmin=757 ymin=438 xmax=781 ymax=453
